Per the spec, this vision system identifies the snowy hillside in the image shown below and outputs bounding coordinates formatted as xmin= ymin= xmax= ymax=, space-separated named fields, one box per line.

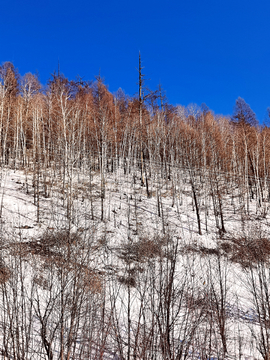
xmin=0 ymin=159 xmax=268 ymax=360
xmin=0 ymin=63 xmax=270 ymax=359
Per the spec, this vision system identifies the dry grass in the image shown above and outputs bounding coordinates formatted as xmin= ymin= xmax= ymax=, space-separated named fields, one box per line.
xmin=11 ymin=230 xmax=81 ymax=262
xmin=182 ymin=233 xmax=270 ymax=268
xmin=16 ymin=229 xmax=104 ymax=294
xmin=219 ymin=235 xmax=270 ymax=267
xmin=119 ymin=236 xmax=167 ymax=264
xmin=182 ymin=243 xmax=220 ymax=257
xmin=182 ymin=235 xmax=270 ymax=268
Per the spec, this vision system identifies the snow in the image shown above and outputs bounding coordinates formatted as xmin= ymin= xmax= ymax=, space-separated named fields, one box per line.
xmin=0 ymin=162 xmax=268 ymax=359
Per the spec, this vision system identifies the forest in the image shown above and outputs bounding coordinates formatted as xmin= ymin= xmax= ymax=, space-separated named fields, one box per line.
xmin=0 ymin=60 xmax=270 ymax=359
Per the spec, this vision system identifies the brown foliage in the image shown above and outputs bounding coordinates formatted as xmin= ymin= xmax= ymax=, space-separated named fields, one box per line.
xmin=219 ymin=235 xmax=270 ymax=267
xmin=119 ymin=236 xmax=166 ymax=264
xmin=0 ymin=261 xmax=10 ymax=284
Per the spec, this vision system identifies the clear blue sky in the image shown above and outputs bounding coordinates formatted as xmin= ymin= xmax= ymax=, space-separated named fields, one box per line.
xmin=1 ymin=0 xmax=270 ymax=122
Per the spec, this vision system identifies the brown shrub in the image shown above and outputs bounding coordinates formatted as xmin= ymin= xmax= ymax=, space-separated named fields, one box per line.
xmin=219 ymin=236 xmax=270 ymax=267
xmin=119 ymin=236 xmax=166 ymax=263
xmin=82 ymin=268 xmax=103 ymax=293
xmin=182 ymin=243 xmax=220 ymax=257
xmin=118 ymin=275 xmax=136 ymax=287
xmin=0 ymin=263 xmax=10 ymax=284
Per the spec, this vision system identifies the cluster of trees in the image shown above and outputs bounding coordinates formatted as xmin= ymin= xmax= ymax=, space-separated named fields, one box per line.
xmin=1 ymin=61 xmax=270 ymax=226
xmin=1 ymin=60 xmax=270 ymax=359
xmin=0 ymin=61 xmax=269 ymax=175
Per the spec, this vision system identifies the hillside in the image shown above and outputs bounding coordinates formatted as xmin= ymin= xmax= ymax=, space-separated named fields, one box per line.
xmin=0 ymin=62 xmax=270 ymax=359
xmin=0 ymin=158 xmax=268 ymax=359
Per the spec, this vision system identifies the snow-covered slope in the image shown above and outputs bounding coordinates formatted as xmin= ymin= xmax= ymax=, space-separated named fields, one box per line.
xmin=0 ymin=162 xmax=268 ymax=359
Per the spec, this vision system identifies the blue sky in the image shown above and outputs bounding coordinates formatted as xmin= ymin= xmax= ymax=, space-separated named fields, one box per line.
xmin=1 ymin=0 xmax=270 ymax=122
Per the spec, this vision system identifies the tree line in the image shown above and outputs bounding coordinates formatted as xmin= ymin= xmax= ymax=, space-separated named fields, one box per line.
xmin=0 ymin=61 xmax=270 ymax=216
